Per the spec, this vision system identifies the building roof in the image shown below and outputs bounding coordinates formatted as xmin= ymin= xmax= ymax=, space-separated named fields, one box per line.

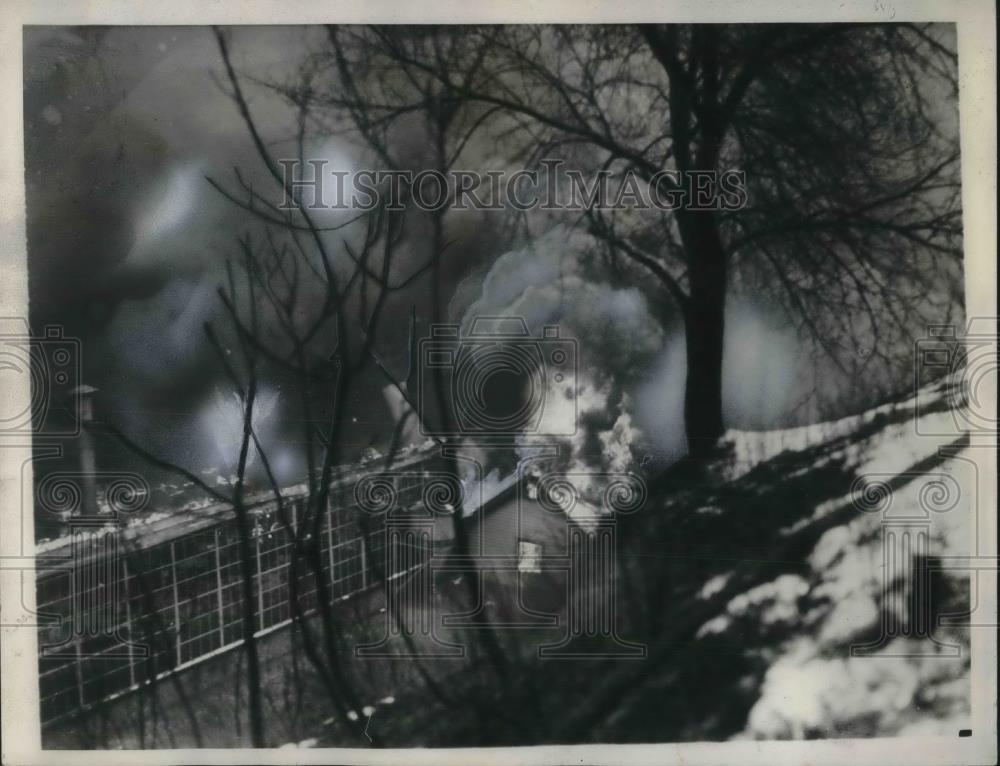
xmin=34 ymin=445 xmax=442 ymax=563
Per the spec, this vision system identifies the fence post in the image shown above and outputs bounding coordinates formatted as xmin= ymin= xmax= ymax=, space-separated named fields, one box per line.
xmin=214 ymin=527 xmax=225 ymax=648
xmin=327 ymin=499 xmax=336 ymax=601
xmin=74 ymin=636 xmax=85 ymax=708
xmin=360 ymin=518 xmax=368 ymax=591
xmin=122 ymin=559 xmax=136 ymax=689
xmin=170 ymin=541 xmax=182 ymax=667
xmin=256 ymin=527 xmax=265 ymax=632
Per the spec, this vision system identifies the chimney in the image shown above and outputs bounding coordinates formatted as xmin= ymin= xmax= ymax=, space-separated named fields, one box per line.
xmin=70 ymin=385 xmax=100 ymax=517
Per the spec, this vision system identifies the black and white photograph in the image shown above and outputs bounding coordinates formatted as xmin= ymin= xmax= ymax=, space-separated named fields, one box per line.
xmin=0 ymin=2 xmax=996 ymax=764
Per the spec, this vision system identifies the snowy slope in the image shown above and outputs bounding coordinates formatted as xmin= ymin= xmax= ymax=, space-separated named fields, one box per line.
xmin=707 ymin=375 xmax=979 ymax=739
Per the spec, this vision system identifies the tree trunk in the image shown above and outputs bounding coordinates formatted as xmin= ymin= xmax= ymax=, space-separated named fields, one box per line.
xmin=662 ymin=25 xmax=727 ymax=461
xmin=235 ymin=516 xmax=265 ymax=747
xmin=681 ymin=214 xmax=727 ymax=459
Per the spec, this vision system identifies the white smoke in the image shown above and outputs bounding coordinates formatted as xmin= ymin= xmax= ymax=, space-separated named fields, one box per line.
xmin=381 ymin=382 xmax=424 ymax=450
xmin=598 ymin=397 xmax=641 ymax=473
xmin=202 ymin=385 xmax=280 ymax=480
xmin=461 ymin=225 xmax=664 ymax=478
xmin=132 ymin=162 xmax=204 ymax=254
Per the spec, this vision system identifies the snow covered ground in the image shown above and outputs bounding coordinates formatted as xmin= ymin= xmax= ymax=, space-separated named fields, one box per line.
xmin=713 ymin=375 xmax=978 ymax=739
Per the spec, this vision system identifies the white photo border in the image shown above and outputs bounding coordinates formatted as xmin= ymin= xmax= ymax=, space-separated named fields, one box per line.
xmin=1 ymin=2 xmax=995 ymax=765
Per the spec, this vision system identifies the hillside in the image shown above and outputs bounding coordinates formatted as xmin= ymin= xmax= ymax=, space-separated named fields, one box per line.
xmin=572 ymin=375 xmax=973 ymax=743
xmin=284 ymin=376 xmax=975 ymax=748
xmin=56 ymin=376 xmax=973 ymax=750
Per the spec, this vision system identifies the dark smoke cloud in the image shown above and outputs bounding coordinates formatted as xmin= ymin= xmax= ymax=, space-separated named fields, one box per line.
xmin=23 ymin=26 xmax=516 ymax=481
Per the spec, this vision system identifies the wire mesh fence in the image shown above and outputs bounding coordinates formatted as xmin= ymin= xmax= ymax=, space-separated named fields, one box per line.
xmin=35 ymin=450 xmax=443 ymax=727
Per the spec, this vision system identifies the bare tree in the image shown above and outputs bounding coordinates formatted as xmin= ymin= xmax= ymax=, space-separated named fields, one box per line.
xmin=100 ymin=264 xmax=272 ymax=747
xmin=250 ymin=25 xmax=522 ymax=689
xmin=86 ymin=22 xmax=963 ymax=747
xmin=95 ymin=27 xmax=432 ymax=744
xmin=305 ymin=23 xmax=962 ymax=457
xmin=207 ymin=27 xmax=444 ymax=739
